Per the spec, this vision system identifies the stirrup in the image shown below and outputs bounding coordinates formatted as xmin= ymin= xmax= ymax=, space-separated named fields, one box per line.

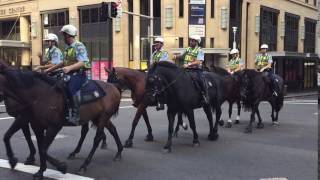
xmin=272 ymin=91 xmax=278 ymax=97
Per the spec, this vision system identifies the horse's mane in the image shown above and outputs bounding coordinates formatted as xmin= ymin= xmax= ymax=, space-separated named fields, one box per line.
xmin=3 ymin=68 xmax=58 ymax=89
xmin=149 ymin=61 xmax=178 ymax=74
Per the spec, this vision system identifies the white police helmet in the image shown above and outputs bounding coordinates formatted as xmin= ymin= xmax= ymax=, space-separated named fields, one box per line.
xmin=60 ymin=24 xmax=78 ymax=36
xmin=189 ymin=35 xmax=201 ymax=44
xmin=154 ymin=37 xmax=164 ymax=43
xmin=44 ymin=33 xmax=59 ymax=43
xmin=260 ymin=44 xmax=269 ymax=49
xmin=230 ymin=49 xmax=239 ymax=55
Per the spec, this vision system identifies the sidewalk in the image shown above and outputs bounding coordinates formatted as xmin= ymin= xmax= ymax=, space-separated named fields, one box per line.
xmin=121 ymin=90 xmax=318 ymax=99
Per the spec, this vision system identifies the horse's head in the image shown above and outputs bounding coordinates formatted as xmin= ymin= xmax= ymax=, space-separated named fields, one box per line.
xmin=106 ymin=67 xmax=120 ymax=84
xmin=146 ymin=69 xmax=166 ymax=103
xmin=232 ymin=70 xmax=251 ymax=99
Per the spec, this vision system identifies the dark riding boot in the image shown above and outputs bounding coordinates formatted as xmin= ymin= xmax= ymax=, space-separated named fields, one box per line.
xmin=67 ymin=94 xmax=81 ymax=126
xmin=270 ymin=75 xmax=279 ymax=97
xmin=201 ymin=79 xmax=210 ymax=105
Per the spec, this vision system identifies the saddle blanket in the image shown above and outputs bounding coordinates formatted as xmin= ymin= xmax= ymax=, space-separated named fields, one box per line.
xmin=79 ymin=80 xmax=106 ymax=104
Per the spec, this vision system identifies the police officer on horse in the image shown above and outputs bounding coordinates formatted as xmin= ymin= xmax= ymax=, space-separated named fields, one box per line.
xmin=35 ymin=33 xmax=63 ymax=71
xmin=150 ymin=37 xmax=170 ymax=110
xmin=227 ymin=48 xmax=244 ymax=74
xmin=255 ymin=44 xmax=279 ymax=96
xmin=173 ymin=34 xmax=209 ymax=104
xmin=46 ymin=24 xmax=90 ymax=126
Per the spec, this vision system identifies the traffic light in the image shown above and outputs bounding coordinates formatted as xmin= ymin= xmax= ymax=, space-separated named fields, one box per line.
xmin=101 ymin=2 xmax=118 ymax=19
xmin=109 ymin=2 xmax=118 ymax=18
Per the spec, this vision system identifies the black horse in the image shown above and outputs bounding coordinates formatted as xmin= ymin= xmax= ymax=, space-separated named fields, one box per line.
xmin=210 ymin=66 xmax=242 ymax=128
xmin=233 ymin=69 xmax=284 ymax=133
xmin=146 ymin=61 xmax=224 ymax=152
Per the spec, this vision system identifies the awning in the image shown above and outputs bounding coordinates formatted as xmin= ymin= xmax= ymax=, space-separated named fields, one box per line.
xmin=268 ymin=51 xmax=319 ymax=58
xmin=170 ymin=48 xmax=230 ymax=54
xmin=0 ymin=40 xmax=31 ymax=48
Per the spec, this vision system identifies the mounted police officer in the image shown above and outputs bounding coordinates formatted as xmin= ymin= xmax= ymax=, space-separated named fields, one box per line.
xmin=227 ymin=48 xmax=244 ymax=74
xmin=46 ymin=24 xmax=90 ymax=126
xmin=173 ymin=34 xmax=209 ymax=104
xmin=150 ymin=37 xmax=169 ymax=65
xmin=34 ymin=33 xmax=63 ymax=71
xmin=150 ymin=37 xmax=170 ymax=110
xmin=255 ymin=44 xmax=278 ymax=96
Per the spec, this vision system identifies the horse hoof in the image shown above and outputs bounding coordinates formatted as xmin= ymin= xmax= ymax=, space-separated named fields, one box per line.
xmin=100 ymin=142 xmax=108 ymax=150
xmin=113 ymin=153 xmax=122 ymax=161
xmin=57 ymin=162 xmax=67 ymax=174
xmin=273 ymin=121 xmax=279 ymax=126
xmin=218 ymin=120 xmax=224 ymax=126
xmin=24 ymin=156 xmax=35 ymax=165
xmin=144 ymin=134 xmax=154 ymax=142
xmin=192 ymin=140 xmax=200 ymax=147
xmin=162 ymin=148 xmax=171 ymax=153
xmin=182 ymin=122 xmax=188 ymax=130
xmin=208 ymin=133 xmax=219 ymax=141
xmin=234 ymin=120 xmax=240 ymax=124
xmin=67 ymin=153 xmax=76 ymax=160
xmin=225 ymin=122 xmax=232 ymax=128
xmin=78 ymin=166 xmax=87 ymax=175
xmin=256 ymin=123 xmax=264 ymax=129
xmin=244 ymin=127 xmax=252 ymax=133
xmin=33 ymin=171 xmax=43 ymax=180
xmin=124 ymin=139 xmax=133 ymax=148
xmin=9 ymin=157 xmax=18 ymax=169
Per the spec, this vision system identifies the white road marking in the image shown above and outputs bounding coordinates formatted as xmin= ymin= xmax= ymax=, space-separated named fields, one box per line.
xmin=260 ymin=178 xmax=288 ymax=180
xmin=120 ymin=105 xmax=134 ymax=109
xmin=21 ymin=134 xmax=68 ymax=141
xmin=314 ymin=112 xmax=318 ymax=115
xmin=0 ymin=159 xmax=94 ymax=180
xmin=0 ymin=116 xmax=14 ymax=120
xmin=120 ymin=98 xmax=132 ymax=102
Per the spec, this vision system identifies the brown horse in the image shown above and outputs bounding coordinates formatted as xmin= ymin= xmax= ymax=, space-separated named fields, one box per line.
xmin=0 ymin=64 xmax=123 ymax=180
xmin=106 ymin=67 xmax=154 ymax=148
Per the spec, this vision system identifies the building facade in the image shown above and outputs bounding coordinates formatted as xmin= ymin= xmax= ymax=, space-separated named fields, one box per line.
xmin=0 ymin=0 xmax=318 ymax=91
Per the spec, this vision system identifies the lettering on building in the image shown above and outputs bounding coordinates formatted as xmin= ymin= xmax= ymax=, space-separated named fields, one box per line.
xmin=0 ymin=6 xmax=25 ymax=16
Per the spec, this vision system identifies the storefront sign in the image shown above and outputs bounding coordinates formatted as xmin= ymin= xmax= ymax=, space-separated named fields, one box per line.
xmin=190 ymin=0 xmax=205 ymax=4
xmin=189 ymin=25 xmax=205 ymax=37
xmin=0 ymin=6 xmax=25 ymax=16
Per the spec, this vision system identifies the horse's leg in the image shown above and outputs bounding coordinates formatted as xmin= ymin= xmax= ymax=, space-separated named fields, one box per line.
xmin=100 ymin=130 xmax=107 ymax=149
xmin=225 ymin=102 xmax=233 ymax=128
xmin=33 ymin=126 xmax=65 ymax=180
xmin=78 ymin=126 xmax=104 ymax=174
xmin=202 ymin=105 xmax=214 ymax=140
xmin=142 ymin=108 xmax=154 ymax=141
xmin=173 ymin=112 xmax=182 ymax=137
xmin=235 ymin=100 xmax=241 ymax=124
xmin=211 ymin=103 xmax=221 ymax=141
xmin=163 ymin=109 xmax=177 ymax=153
xmin=3 ymin=119 xmax=22 ymax=169
xmin=68 ymin=123 xmax=89 ymax=159
xmin=21 ymin=122 xmax=36 ymax=165
xmin=124 ymin=103 xmax=146 ymax=148
xmin=185 ymin=110 xmax=200 ymax=146
xmin=105 ymin=121 xmax=123 ymax=161
xmin=255 ymin=103 xmax=264 ymax=129
xmin=245 ymin=103 xmax=257 ymax=133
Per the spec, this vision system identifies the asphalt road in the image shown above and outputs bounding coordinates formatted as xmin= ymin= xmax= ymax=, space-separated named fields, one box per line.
xmin=0 ymin=96 xmax=317 ymax=180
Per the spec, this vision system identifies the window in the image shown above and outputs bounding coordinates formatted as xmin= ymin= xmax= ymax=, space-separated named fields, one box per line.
xmin=304 ymin=18 xmax=316 ymax=53
xmin=314 ymin=0 xmax=317 ymax=6
xmin=211 ymin=0 xmax=215 ymax=18
xmin=179 ymin=37 xmax=183 ymax=48
xmin=179 ymin=0 xmax=184 ymax=17
xmin=305 ymin=0 xmax=309 ymax=3
xmin=259 ymin=7 xmax=279 ymax=51
xmin=210 ymin=38 xmax=214 ymax=48
xmin=284 ymin=13 xmax=299 ymax=52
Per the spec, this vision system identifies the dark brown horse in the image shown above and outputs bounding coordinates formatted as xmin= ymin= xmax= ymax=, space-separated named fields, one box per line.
xmin=0 ymin=64 xmax=123 ymax=180
xmin=210 ymin=66 xmax=242 ymax=128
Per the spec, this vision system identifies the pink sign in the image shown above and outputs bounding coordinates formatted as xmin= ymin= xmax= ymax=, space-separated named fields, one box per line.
xmin=91 ymin=61 xmax=112 ymax=80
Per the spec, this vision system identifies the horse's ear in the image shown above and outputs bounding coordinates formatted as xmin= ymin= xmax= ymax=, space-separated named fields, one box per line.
xmin=104 ymin=67 xmax=111 ymax=73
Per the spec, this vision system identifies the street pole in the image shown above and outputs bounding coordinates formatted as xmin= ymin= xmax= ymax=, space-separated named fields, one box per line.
xmin=232 ymin=26 xmax=237 ymax=49
xmin=150 ymin=0 xmax=154 ymax=68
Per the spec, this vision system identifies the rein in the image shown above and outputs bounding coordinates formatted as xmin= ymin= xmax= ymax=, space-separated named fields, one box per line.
xmin=157 ymin=68 xmax=186 ymax=94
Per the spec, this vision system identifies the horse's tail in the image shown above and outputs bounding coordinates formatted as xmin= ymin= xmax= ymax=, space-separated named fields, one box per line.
xmin=112 ymin=105 xmax=119 ymax=118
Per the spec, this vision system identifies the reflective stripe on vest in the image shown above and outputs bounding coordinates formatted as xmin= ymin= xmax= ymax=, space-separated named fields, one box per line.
xmin=64 ymin=46 xmax=77 ymax=66
xmin=184 ymin=46 xmax=200 ymax=64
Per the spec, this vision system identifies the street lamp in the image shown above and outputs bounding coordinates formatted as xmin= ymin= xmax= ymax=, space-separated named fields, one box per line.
xmin=232 ymin=26 xmax=237 ymax=49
